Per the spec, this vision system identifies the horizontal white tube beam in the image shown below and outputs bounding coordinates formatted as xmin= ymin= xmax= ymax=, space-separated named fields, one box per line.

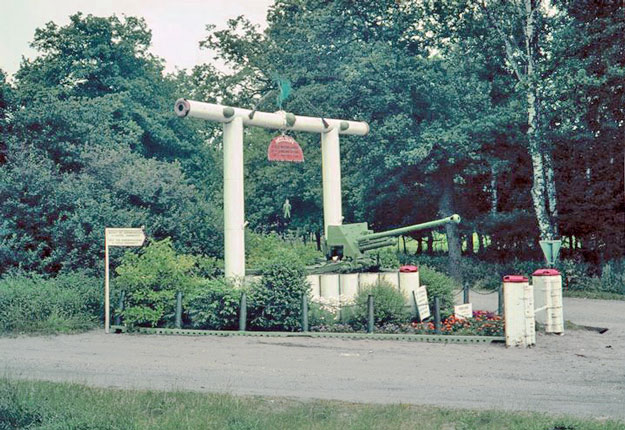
xmin=175 ymin=99 xmax=369 ymax=136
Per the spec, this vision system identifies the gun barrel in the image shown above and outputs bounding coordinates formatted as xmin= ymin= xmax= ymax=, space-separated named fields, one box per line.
xmin=359 ymin=214 xmax=461 ymax=242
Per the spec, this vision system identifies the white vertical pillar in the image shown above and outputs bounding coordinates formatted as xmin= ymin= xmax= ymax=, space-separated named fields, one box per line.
xmin=321 ymin=127 xmax=342 ymax=237
xmin=223 ymin=117 xmax=245 ymax=280
xmin=503 ymin=275 xmax=535 ymax=347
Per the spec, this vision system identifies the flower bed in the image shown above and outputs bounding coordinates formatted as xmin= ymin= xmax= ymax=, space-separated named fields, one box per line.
xmin=310 ymin=310 xmax=504 ymax=337
xmin=412 ymin=310 xmax=503 ymax=336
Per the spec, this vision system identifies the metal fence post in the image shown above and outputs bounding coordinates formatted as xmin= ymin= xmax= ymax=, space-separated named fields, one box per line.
xmin=175 ymin=291 xmax=183 ymax=329
xmin=239 ymin=292 xmax=247 ymax=331
xmin=498 ymin=284 xmax=503 ymax=316
xmin=463 ymin=283 xmax=470 ymax=304
xmin=367 ymin=294 xmax=374 ymax=334
xmin=301 ymin=294 xmax=309 ymax=332
xmin=434 ymin=296 xmax=441 ymax=334
xmin=114 ymin=290 xmax=125 ymax=326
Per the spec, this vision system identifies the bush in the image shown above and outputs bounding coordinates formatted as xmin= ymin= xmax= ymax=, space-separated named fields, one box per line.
xmin=377 ymin=248 xmax=400 ymax=269
xmin=248 ymin=260 xmax=310 ymax=331
xmin=418 ymin=266 xmax=457 ymax=315
xmin=349 ymin=281 xmax=409 ymax=330
xmin=0 ymin=272 xmax=101 ymax=334
xmin=246 ymin=232 xmax=322 ymax=269
xmin=186 ymin=279 xmax=241 ymax=330
xmin=115 ymin=238 xmax=200 ymax=327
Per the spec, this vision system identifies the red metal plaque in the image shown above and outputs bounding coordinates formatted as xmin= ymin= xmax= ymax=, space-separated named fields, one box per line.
xmin=268 ymin=135 xmax=304 ymax=162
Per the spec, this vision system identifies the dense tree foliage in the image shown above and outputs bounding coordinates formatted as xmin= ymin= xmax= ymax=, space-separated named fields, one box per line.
xmin=0 ymin=2 xmax=622 ymax=277
xmin=1 ymin=14 xmax=222 ymax=275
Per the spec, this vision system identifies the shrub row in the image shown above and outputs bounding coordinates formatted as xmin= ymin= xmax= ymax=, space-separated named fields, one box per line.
xmin=398 ymin=253 xmax=625 ymax=295
xmin=0 ymin=272 xmax=102 ymax=334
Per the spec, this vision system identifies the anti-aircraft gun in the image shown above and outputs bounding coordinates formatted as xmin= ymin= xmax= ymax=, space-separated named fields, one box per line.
xmin=310 ymin=214 xmax=461 ymax=273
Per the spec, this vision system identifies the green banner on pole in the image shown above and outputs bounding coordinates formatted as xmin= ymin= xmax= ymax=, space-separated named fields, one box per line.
xmin=539 ymin=240 xmax=562 ymax=267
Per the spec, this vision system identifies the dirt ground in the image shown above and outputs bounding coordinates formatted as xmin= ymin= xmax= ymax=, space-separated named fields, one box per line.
xmin=1 ymin=294 xmax=623 ymax=420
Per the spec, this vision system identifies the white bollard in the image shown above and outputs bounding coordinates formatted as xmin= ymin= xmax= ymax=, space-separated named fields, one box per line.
xmin=399 ymin=267 xmax=420 ymax=313
xmin=532 ymin=269 xmax=564 ymax=334
xmin=503 ymin=275 xmax=536 ymax=347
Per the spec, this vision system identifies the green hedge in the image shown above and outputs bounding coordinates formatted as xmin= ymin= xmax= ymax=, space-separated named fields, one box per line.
xmin=0 ymin=272 xmax=102 ymax=334
xmin=348 ymin=281 xmax=409 ymax=329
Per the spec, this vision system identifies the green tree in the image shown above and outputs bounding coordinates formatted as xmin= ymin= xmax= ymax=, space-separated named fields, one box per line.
xmin=1 ymin=14 xmax=223 ymax=275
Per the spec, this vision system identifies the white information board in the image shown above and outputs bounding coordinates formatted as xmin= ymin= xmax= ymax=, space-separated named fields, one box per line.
xmin=414 ymin=286 xmax=430 ymax=321
xmin=454 ymin=303 xmax=473 ymax=320
xmin=105 ymin=228 xmax=146 ymax=247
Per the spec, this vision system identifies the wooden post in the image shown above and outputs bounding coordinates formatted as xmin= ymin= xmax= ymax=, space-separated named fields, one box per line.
xmin=104 ymin=237 xmax=110 ymax=334
xmin=367 ymin=294 xmax=374 ymax=334
xmin=434 ymin=297 xmax=441 ymax=334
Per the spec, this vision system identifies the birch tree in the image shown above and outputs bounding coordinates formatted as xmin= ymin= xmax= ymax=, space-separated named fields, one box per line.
xmin=479 ymin=0 xmax=559 ymax=239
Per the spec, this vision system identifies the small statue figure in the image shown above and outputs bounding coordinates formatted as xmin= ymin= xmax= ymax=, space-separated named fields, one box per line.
xmin=282 ymin=198 xmax=291 ymax=219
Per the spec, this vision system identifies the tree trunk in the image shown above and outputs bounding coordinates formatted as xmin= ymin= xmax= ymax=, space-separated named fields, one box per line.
xmin=439 ymin=175 xmax=463 ymax=284
xmin=426 ymin=232 xmax=434 ymax=255
xmin=477 ymin=232 xmax=484 ymax=254
xmin=543 ymin=149 xmax=559 ymax=236
xmin=484 ymin=0 xmax=559 ymax=240
xmin=416 ymin=236 xmax=423 ymax=254
xmin=315 ymin=230 xmax=321 ymax=251
xmin=523 ymin=0 xmax=557 ymax=240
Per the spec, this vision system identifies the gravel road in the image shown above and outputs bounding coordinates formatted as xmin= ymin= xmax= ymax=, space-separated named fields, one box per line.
xmin=1 ymin=295 xmax=624 ymax=420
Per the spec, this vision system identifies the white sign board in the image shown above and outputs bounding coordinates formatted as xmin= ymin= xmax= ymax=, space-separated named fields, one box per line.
xmin=414 ymin=286 xmax=430 ymax=321
xmin=104 ymin=227 xmax=146 ymax=334
xmin=454 ymin=303 xmax=473 ymax=320
xmin=105 ymin=228 xmax=146 ymax=247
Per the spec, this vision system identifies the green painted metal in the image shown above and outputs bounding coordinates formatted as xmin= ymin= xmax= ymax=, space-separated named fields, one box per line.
xmin=367 ymin=294 xmax=374 ymax=334
xmin=275 ymin=78 xmax=291 ymax=110
xmin=114 ymin=291 xmax=125 ymax=326
xmin=110 ymin=324 xmax=127 ymax=333
xmin=285 ymin=112 xmax=296 ymax=127
xmin=324 ymin=214 xmax=460 ymax=261
xmin=133 ymin=327 xmax=504 ymax=344
xmin=301 ymin=294 xmax=309 ymax=332
xmin=239 ymin=292 xmax=247 ymax=331
xmin=363 ymin=215 xmax=460 ymax=241
xmin=539 ymin=239 xmax=562 ymax=267
xmin=175 ymin=291 xmax=183 ymax=329
xmin=222 ymin=106 xmax=235 ymax=118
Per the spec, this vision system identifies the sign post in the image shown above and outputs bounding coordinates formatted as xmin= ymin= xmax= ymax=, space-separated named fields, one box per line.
xmin=104 ymin=228 xmax=146 ymax=333
xmin=539 ymin=239 xmax=562 ymax=268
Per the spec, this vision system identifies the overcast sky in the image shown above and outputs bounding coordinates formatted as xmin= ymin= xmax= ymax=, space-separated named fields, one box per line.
xmin=0 ymin=0 xmax=274 ymax=77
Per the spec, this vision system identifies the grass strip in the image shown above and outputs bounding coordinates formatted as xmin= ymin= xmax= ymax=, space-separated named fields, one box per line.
xmin=1 ymin=378 xmax=622 ymax=430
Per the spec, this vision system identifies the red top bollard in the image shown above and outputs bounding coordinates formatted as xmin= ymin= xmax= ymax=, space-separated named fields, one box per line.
xmin=532 ymin=269 xmax=561 ymax=276
xmin=400 ymin=265 xmax=419 ymax=273
xmin=503 ymin=275 xmax=528 ymax=283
